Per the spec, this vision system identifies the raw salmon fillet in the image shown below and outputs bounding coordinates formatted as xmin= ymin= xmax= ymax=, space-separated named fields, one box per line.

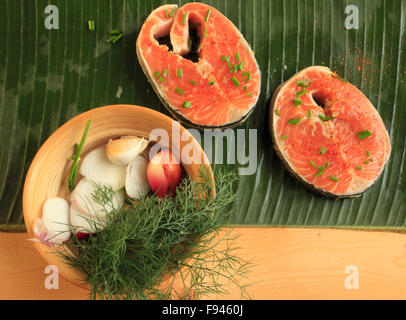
xmin=136 ymin=3 xmax=261 ymax=128
xmin=270 ymin=66 xmax=391 ymax=198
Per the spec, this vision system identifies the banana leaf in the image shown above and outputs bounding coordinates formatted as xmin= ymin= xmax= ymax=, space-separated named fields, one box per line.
xmin=0 ymin=0 xmax=405 ymax=231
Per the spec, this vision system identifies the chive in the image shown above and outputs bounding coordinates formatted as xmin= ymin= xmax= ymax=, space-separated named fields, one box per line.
xmin=310 ymin=160 xmax=316 ymax=168
xmin=325 ymin=162 xmax=331 ymax=168
xmin=318 ymin=146 xmax=327 ymax=155
xmin=182 ymin=13 xmax=187 ymax=25
xmin=235 ymin=53 xmax=241 ymax=62
xmin=329 ymin=175 xmax=339 ymax=182
xmin=112 ymin=34 xmax=123 ymax=44
xmin=288 ymin=117 xmax=302 ymax=125
xmin=331 ymin=74 xmax=349 ymax=83
xmin=319 ymin=114 xmax=335 ymax=121
xmin=162 ymin=69 xmax=169 ymax=77
xmin=189 ymin=79 xmax=197 ymax=86
xmin=177 ymin=68 xmax=183 ymax=78
xmin=357 ymin=130 xmax=372 ymax=140
xmin=296 ymin=90 xmax=307 ymax=97
xmin=281 ymin=135 xmax=288 ymax=140
xmin=275 ymin=109 xmax=280 ymax=116
xmin=208 ymin=81 xmax=215 ymax=86
xmin=244 ymin=85 xmax=248 ymax=91
xmin=182 ymin=101 xmax=191 ymax=109
xmin=202 ymin=28 xmax=207 ymax=38
xmin=366 ymin=151 xmax=370 ymax=157
xmin=308 ymin=109 xmax=312 ymax=118
xmin=231 ymin=64 xmax=239 ymax=74
xmin=364 ymin=160 xmax=370 ymax=164
xmin=154 ymin=71 xmax=161 ymax=77
xmin=110 ymin=29 xmax=120 ymax=35
xmin=106 ymin=35 xmax=116 ymax=43
xmin=158 ymin=76 xmax=165 ymax=83
xmin=165 ymin=9 xmax=169 ymax=18
xmin=296 ymin=80 xmax=309 ymax=88
xmin=242 ymin=71 xmax=251 ymax=82
xmin=318 ymin=166 xmax=325 ymax=172
xmin=246 ymin=92 xmax=253 ymax=97
xmin=169 ymin=7 xmax=178 ymax=17
xmin=205 ymin=10 xmax=211 ymax=22
xmin=356 ymin=166 xmax=362 ymax=170
xmin=175 ymin=87 xmax=185 ymax=95
xmin=238 ymin=62 xmax=244 ymax=71
xmin=231 ymin=76 xmax=240 ymax=87
xmin=315 ymin=171 xmax=324 ymax=178
xmin=293 ymin=99 xmax=302 ymax=107
xmin=88 ymin=20 xmax=95 ymax=31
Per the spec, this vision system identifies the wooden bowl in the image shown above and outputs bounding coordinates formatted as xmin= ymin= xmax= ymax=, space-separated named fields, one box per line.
xmin=23 ymin=105 xmax=213 ymax=290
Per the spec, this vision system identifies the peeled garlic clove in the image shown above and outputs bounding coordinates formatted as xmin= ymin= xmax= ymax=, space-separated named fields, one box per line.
xmin=106 ymin=136 xmax=149 ymax=166
xmin=80 ymin=147 xmax=126 ymax=191
xmin=125 ymin=156 xmax=150 ymax=199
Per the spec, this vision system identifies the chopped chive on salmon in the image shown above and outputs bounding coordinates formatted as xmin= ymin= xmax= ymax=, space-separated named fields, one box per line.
xmin=293 ymin=99 xmax=302 ymax=107
xmin=308 ymin=109 xmax=312 ymax=118
xmin=331 ymin=74 xmax=348 ymax=83
xmin=165 ymin=9 xmax=168 ymax=18
xmin=238 ymin=62 xmax=244 ymax=71
xmin=158 ymin=76 xmax=165 ymax=83
xmin=162 ymin=69 xmax=169 ymax=77
xmin=318 ymin=146 xmax=327 ymax=155
xmin=154 ymin=71 xmax=160 ymax=77
xmin=275 ymin=109 xmax=280 ymax=116
xmin=242 ymin=71 xmax=251 ymax=82
xmin=288 ymin=117 xmax=302 ymax=125
xmin=319 ymin=114 xmax=334 ymax=121
xmin=296 ymin=80 xmax=309 ymax=88
xmin=203 ymin=28 xmax=207 ymax=38
xmin=175 ymin=87 xmax=185 ymax=95
xmin=182 ymin=101 xmax=191 ymax=109
xmin=231 ymin=64 xmax=239 ymax=73
xmin=205 ymin=10 xmax=211 ymax=22
xmin=244 ymin=85 xmax=248 ymax=91
xmin=169 ymin=8 xmax=177 ymax=17
xmin=231 ymin=76 xmax=240 ymax=87
xmin=281 ymin=135 xmax=288 ymax=140
xmin=177 ymin=68 xmax=183 ymax=77
xmin=310 ymin=160 xmax=316 ymax=168
xmin=325 ymin=161 xmax=331 ymax=168
xmin=365 ymin=160 xmax=370 ymax=164
xmin=182 ymin=13 xmax=187 ymax=25
xmin=189 ymin=79 xmax=197 ymax=86
xmin=329 ymin=175 xmax=339 ymax=182
xmin=208 ymin=81 xmax=215 ymax=86
xmin=366 ymin=150 xmax=370 ymax=157
xmin=357 ymin=130 xmax=372 ymax=140
xmin=296 ymin=90 xmax=307 ymax=97
xmin=356 ymin=166 xmax=362 ymax=170
xmin=246 ymin=92 xmax=253 ymax=97
xmin=235 ymin=53 xmax=241 ymax=62
xmin=315 ymin=171 xmax=324 ymax=178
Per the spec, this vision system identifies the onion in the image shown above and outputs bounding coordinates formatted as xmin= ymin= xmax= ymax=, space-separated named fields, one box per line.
xmin=70 ymin=205 xmax=107 ymax=235
xmin=106 ymin=136 xmax=149 ymax=166
xmin=125 ymin=156 xmax=150 ymax=199
xmin=71 ymin=178 xmax=125 ymax=217
xmin=33 ymin=197 xmax=71 ymax=245
xmin=80 ymin=147 xmax=126 ymax=191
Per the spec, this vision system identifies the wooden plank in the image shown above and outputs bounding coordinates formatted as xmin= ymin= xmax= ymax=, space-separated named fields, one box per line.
xmin=1 ymin=228 xmax=406 ymax=299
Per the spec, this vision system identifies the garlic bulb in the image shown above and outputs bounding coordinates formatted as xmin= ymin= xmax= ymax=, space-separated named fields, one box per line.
xmin=106 ymin=136 xmax=149 ymax=166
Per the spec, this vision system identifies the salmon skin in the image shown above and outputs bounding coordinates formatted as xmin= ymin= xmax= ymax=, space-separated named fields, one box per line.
xmin=270 ymin=66 xmax=391 ymax=198
xmin=136 ymin=3 xmax=261 ymax=129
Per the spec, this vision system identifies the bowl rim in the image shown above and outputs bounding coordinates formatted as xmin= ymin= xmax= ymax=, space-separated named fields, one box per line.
xmin=22 ymin=104 xmax=214 ymax=291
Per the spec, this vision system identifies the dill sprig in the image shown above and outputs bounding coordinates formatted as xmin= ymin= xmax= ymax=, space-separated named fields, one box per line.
xmin=61 ymin=167 xmax=253 ymax=300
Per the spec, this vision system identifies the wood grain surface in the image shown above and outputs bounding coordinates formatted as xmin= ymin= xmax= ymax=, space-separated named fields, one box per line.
xmin=1 ymin=227 xmax=406 ymax=300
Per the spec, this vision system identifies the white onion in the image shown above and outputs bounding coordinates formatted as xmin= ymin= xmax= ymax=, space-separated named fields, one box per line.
xmin=71 ymin=178 xmax=125 ymax=218
xmin=125 ymin=156 xmax=150 ymax=199
xmin=38 ymin=197 xmax=71 ymax=244
xmin=106 ymin=136 xmax=149 ymax=166
xmin=70 ymin=205 xmax=107 ymax=234
xmin=80 ymin=147 xmax=126 ymax=191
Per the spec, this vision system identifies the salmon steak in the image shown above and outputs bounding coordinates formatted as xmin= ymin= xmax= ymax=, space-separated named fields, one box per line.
xmin=136 ymin=3 xmax=261 ymax=128
xmin=270 ymin=66 xmax=391 ymax=198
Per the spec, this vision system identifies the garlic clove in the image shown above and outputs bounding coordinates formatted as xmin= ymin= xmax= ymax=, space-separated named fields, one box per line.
xmin=106 ymin=136 xmax=149 ymax=166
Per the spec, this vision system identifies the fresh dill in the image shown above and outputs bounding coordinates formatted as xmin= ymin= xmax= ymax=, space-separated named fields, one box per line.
xmin=61 ymin=167 xmax=253 ymax=300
